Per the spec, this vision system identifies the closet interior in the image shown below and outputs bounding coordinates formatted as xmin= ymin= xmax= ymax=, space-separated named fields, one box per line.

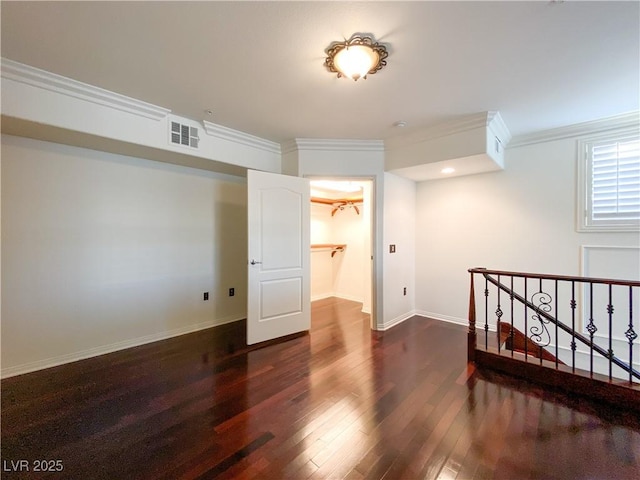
xmin=309 ymin=180 xmax=372 ymax=314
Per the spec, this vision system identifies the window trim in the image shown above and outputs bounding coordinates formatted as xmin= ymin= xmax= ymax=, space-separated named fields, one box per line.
xmin=576 ymin=127 xmax=640 ymax=233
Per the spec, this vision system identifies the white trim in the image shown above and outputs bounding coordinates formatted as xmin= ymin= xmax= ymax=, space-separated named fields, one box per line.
xmin=576 ymin=129 xmax=640 ymax=232
xmin=581 ymin=245 xmax=640 ymax=274
xmin=1 ymin=57 xmax=171 ymax=121
xmin=510 ymin=111 xmax=640 ymax=148
xmin=333 ymin=293 xmax=364 ymax=304
xmin=282 ymin=138 xmax=385 ymax=155
xmin=379 ymin=310 xmax=416 ymax=331
xmin=414 ymin=310 xmax=498 ymax=332
xmin=203 ymin=120 xmax=281 ymax=155
xmin=0 ymin=315 xmax=244 ymax=379
xmin=311 ymin=292 xmax=334 ymax=302
xmin=310 ymin=293 xmax=365 ymax=304
xmin=310 ymin=293 xmax=363 ymax=303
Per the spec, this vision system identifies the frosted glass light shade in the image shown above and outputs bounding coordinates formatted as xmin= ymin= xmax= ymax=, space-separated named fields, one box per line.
xmin=324 ymin=35 xmax=388 ymax=81
xmin=333 ymin=45 xmax=380 ymax=81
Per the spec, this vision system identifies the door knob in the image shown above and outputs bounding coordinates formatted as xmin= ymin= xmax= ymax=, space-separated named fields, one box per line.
xmin=250 ymin=259 xmax=262 ymax=265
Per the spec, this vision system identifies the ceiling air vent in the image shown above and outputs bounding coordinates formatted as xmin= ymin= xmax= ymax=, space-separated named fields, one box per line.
xmin=170 ymin=121 xmax=199 ymax=148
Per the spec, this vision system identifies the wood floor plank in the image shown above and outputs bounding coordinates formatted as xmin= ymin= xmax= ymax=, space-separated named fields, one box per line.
xmin=2 ymin=297 xmax=639 ymax=479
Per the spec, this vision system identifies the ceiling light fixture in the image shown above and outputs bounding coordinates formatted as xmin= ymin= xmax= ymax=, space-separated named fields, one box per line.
xmin=325 ymin=34 xmax=388 ymax=81
xmin=441 ymin=167 xmax=456 ymax=174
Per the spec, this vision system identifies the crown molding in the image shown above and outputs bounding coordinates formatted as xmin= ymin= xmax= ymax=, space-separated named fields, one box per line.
xmin=1 ymin=58 xmax=171 ymax=121
xmin=509 ymin=111 xmax=640 ymax=148
xmin=282 ymin=138 xmax=385 ymax=154
xmin=385 ymin=111 xmax=510 ymax=150
xmin=203 ymin=121 xmax=281 ymax=155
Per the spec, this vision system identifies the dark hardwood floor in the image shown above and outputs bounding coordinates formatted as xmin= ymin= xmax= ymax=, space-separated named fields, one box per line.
xmin=2 ymin=297 xmax=640 ymax=479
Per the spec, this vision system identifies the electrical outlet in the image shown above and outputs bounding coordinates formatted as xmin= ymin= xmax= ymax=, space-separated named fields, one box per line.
xmin=403 ymin=287 xmax=407 ymax=296
xmin=389 ymin=244 xmax=396 ymax=253
xmin=229 ymin=287 xmax=235 ymax=297
xmin=203 ymin=292 xmax=209 ymax=301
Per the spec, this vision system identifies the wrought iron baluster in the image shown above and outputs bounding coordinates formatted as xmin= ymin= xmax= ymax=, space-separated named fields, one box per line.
xmin=529 ymin=279 xmax=552 ymax=365
xmin=484 ymin=276 xmax=489 ymax=351
xmin=496 ymin=275 xmax=502 ymax=353
xmin=554 ymin=280 xmax=558 ymax=369
xmin=608 ymin=284 xmax=614 ymax=381
xmin=524 ymin=278 xmax=528 ymax=362
xmin=570 ymin=281 xmax=576 ymax=373
xmin=510 ymin=276 xmax=515 ymax=358
xmin=587 ymin=283 xmax=596 ymax=378
xmin=539 ymin=278 xmax=544 ymax=366
xmin=476 ymin=268 xmax=640 ymax=381
xmin=627 ymin=286 xmax=637 ymax=385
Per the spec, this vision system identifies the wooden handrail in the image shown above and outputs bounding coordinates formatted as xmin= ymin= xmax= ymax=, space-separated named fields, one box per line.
xmin=472 ymin=268 xmax=640 ymax=381
xmin=469 ymin=267 xmax=640 ymax=288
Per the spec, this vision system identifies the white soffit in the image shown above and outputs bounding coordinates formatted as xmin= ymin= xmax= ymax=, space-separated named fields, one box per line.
xmin=389 ymin=154 xmax=503 ymax=182
xmin=386 ymin=111 xmax=511 ymax=181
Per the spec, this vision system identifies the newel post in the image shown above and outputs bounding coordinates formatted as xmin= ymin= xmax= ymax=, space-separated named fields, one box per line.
xmin=468 ymin=270 xmax=477 ymax=363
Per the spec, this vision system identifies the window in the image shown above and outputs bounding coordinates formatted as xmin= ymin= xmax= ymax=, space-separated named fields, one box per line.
xmin=578 ymin=129 xmax=640 ymax=231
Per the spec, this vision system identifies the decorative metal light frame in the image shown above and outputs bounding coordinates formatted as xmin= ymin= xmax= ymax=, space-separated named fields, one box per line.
xmin=324 ymin=34 xmax=388 ymax=81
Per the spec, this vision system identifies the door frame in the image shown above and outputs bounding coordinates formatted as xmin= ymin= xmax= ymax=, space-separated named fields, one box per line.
xmin=306 ymin=175 xmax=377 ymax=330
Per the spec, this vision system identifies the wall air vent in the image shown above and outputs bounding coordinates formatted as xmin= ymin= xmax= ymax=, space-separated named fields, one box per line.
xmin=170 ymin=121 xmax=199 ymax=149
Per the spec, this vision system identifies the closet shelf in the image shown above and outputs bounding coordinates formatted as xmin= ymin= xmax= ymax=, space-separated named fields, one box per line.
xmin=311 ymin=197 xmax=362 ymax=216
xmin=311 ymin=244 xmax=347 ymax=257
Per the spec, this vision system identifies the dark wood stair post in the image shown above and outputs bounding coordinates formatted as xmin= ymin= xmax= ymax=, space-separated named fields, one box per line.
xmin=468 ymin=270 xmax=476 ymax=362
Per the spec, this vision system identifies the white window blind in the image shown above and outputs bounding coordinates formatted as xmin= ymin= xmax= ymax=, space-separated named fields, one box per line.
xmin=586 ymin=134 xmax=640 ymax=229
xmin=591 ymin=136 xmax=640 ymax=221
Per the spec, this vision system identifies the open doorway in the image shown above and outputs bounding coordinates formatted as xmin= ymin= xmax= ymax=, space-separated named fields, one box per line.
xmin=309 ymin=178 xmax=374 ymax=329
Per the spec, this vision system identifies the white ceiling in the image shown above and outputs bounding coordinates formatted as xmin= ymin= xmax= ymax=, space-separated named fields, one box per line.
xmin=1 ymin=1 xmax=638 ymax=144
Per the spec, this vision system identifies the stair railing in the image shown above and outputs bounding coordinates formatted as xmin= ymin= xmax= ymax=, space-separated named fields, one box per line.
xmin=468 ymin=268 xmax=640 ymax=385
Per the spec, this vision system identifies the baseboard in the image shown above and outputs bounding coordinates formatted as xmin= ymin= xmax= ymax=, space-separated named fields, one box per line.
xmin=414 ymin=310 xmax=497 ymax=333
xmin=334 ymin=293 xmax=364 ymax=304
xmin=311 ymin=293 xmax=365 ymax=305
xmin=311 ymin=293 xmax=334 ymax=302
xmin=1 ymin=314 xmax=245 ymax=379
xmin=379 ymin=310 xmax=416 ymax=331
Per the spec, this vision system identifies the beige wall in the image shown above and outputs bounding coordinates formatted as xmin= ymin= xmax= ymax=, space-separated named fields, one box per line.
xmin=1 ymin=135 xmax=248 ymax=377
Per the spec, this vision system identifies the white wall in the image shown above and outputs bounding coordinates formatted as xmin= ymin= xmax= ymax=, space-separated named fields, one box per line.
xmin=310 ymin=203 xmax=333 ymax=300
xmin=310 ymin=201 xmax=368 ymax=304
xmin=1 ymin=135 xmax=248 ymax=377
xmin=415 ymin=135 xmax=640 ymax=325
xmin=332 ymin=202 xmax=366 ymax=303
xmin=382 ymin=173 xmax=417 ymax=329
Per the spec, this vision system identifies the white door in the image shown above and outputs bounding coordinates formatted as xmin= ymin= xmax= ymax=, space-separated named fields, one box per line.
xmin=247 ymin=170 xmax=310 ymax=345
